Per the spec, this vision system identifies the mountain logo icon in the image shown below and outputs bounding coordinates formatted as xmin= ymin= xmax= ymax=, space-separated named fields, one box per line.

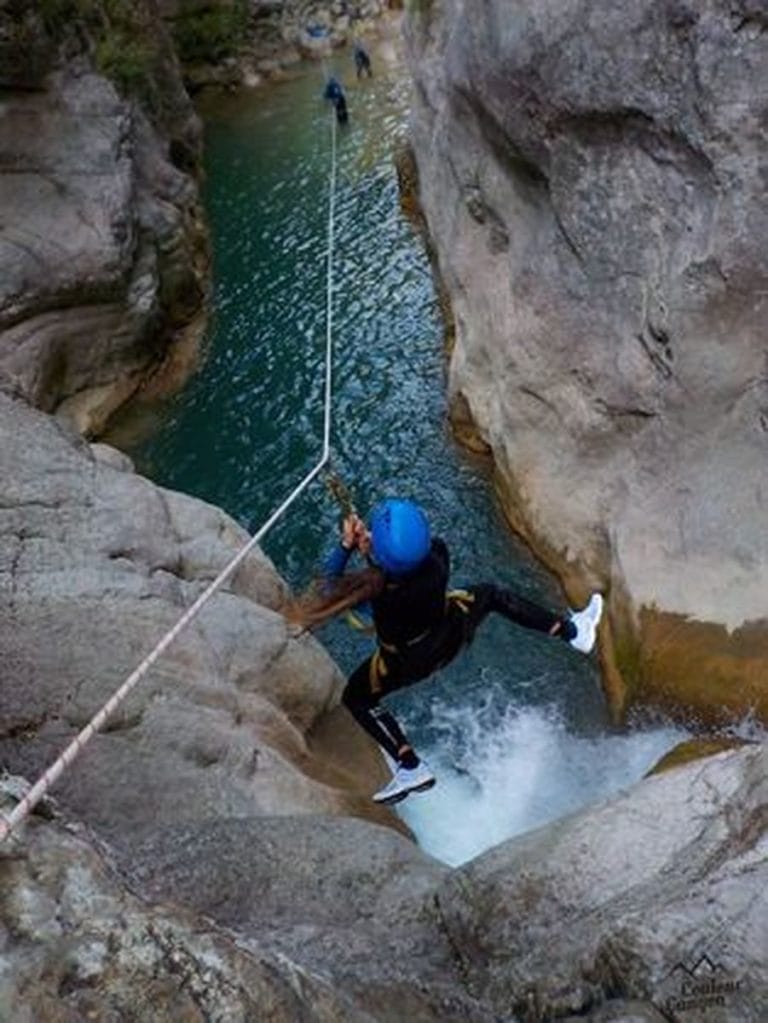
xmin=661 ymin=950 xmax=744 ymax=1015
xmin=668 ymin=954 xmax=727 ymax=980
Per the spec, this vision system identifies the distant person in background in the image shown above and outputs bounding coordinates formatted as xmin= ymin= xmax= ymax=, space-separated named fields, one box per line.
xmin=324 ymin=76 xmax=349 ymax=125
xmin=353 ymin=42 xmax=372 ymax=78
xmin=334 ymin=91 xmax=349 ymax=125
xmin=324 ymin=76 xmax=343 ymax=102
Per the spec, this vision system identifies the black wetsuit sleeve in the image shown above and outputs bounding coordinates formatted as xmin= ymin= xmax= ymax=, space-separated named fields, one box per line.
xmin=323 ymin=543 xmax=352 ymax=580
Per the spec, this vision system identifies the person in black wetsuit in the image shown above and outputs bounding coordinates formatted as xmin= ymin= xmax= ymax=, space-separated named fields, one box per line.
xmin=353 ymin=42 xmax=372 ymax=78
xmin=323 ymin=76 xmax=349 ymax=125
xmin=288 ymin=498 xmax=603 ymax=805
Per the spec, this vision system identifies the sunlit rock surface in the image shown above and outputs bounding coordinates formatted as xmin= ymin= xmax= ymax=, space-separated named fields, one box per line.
xmin=436 ymin=743 xmax=768 ymax=1021
xmin=0 ymin=391 xmax=400 ymax=840
xmin=3 ymin=740 xmax=765 ymax=1020
xmin=405 ymin=0 xmax=768 ymax=722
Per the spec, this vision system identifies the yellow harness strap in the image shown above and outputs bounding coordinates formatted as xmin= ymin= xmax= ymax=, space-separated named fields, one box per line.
xmin=369 ymin=649 xmax=389 ymax=694
xmin=447 ymin=588 xmax=475 ymax=614
xmin=344 ymin=610 xmax=375 ymax=635
xmin=368 ymin=591 xmax=476 ymax=694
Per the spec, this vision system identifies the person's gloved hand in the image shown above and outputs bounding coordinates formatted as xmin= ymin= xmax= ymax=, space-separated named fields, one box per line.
xmin=341 ymin=513 xmax=362 ymax=550
xmin=341 ymin=513 xmax=372 ymax=555
xmin=354 ymin=517 xmax=372 ymax=556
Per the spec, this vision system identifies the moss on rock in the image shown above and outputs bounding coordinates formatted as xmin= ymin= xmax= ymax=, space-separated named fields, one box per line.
xmin=646 ymin=737 xmax=754 ymax=776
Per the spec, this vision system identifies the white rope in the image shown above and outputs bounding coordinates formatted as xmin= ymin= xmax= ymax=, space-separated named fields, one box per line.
xmin=0 ymin=110 xmax=340 ymax=844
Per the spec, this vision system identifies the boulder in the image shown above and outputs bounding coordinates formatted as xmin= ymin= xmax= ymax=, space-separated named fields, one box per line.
xmin=117 ymin=815 xmax=452 ymax=986
xmin=4 ymin=723 xmax=766 ymax=1021
xmin=0 ymin=2 xmax=206 ymax=436
xmin=646 ymin=736 xmax=755 ymax=775
xmin=435 ymin=743 xmax=768 ymax=1021
xmin=0 ymin=390 xmax=401 ymax=846
xmin=0 ymin=779 xmax=380 ymax=1022
xmin=0 ymin=777 xmax=496 ymax=1022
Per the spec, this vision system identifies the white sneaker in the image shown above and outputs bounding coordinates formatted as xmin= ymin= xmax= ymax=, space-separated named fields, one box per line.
xmin=373 ymin=762 xmax=436 ymax=805
xmin=568 ymin=593 xmax=604 ymax=654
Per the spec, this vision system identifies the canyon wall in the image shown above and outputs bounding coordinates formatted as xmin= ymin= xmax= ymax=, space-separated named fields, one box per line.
xmin=0 ymin=0 xmax=207 ymax=435
xmin=405 ymin=0 xmax=768 ymax=721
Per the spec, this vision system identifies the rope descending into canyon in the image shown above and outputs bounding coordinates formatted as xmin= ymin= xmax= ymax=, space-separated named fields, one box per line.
xmin=0 ymin=110 xmax=341 ymax=844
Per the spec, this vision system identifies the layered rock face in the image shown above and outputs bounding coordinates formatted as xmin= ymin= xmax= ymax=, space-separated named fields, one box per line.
xmin=4 ymin=737 xmax=766 ymax=1020
xmin=0 ymin=390 xmax=400 ymax=842
xmin=437 ymin=742 xmax=768 ymax=1022
xmin=0 ymin=0 xmax=207 ymax=435
xmin=0 ymin=777 xmax=466 ymax=1022
xmin=405 ymin=0 xmax=768 ymax=721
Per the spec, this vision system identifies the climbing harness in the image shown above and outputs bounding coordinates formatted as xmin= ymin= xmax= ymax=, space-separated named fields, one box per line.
xmin=0 ymin=107 xmax=341 ymax=843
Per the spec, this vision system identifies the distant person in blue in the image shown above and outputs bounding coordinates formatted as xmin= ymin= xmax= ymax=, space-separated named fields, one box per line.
xmin=353 ymin=42 xmax=372 ymax=78
xmin=324 ymin=76 xmax=349 ymax=125
xmin=286 ymin=498 xmax=604 ymax=806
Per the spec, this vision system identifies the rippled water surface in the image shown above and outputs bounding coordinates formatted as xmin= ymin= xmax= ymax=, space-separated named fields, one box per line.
xmin=122 ymin=50 xmax=687 ymax=863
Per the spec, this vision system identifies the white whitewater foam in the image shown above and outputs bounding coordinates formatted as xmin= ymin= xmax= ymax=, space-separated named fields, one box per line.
xmin=399 ymin=700 xmax=690 ymax=866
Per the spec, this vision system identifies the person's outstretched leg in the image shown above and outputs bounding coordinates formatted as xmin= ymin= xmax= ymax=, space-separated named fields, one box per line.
xmin=341 ymin=658 xmax=435 ymax=804
xmin=458 ymin=584 xmax=602 ymax=653
xmin=487 ymin=584 xmax=565 ymax=634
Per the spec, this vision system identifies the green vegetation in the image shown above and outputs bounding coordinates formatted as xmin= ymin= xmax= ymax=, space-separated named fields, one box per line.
xmin=172 ymin=3 xmax=248 ymax=64
xmin=94 ymin=32 xmax=154 ymax=99
xmin=38 ymin=0 xmax=81 ymax=34
xmin=36 ymin=0 xmax=249 ymax=107
xmin=37 ymin=0 xmax=159 ymax=105
xmin=39 ymin=0 xmax=126 ymax=36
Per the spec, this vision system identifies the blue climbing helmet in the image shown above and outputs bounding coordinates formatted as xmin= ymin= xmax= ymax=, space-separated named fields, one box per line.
xmin=370 ymin=498 xmax=431 ymax=575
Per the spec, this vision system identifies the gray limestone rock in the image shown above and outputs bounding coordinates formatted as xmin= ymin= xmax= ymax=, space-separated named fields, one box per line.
xmin=405 ymin=0 xmax=768 ymax=720
xmin=0 ymin=391 xmax=397 ymax=845
xmin=562 ymin=1003 xmax=667 ymax=1023
xmin=4 ymin=733 xmax=766 ymax=1021
xmin=0 ymin=2 xmax=206 ymax=435
xmin=0 ymin=780 xmax=495 ymax=1022
xmin=435 ymin=743 xmax=768 ymax=1021
xmin=116 ymin=815 xmax=455 ymax=992
xmin=0 ymin=784 xmax=375 ymax=1022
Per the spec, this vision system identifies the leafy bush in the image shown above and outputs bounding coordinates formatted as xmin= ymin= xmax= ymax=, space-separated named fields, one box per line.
xmin=172 ymin=3 xmax=248 ymax=64
xmin=37 ymin=0 xmax=157 ymax=103
xmin=94 ymin=31 xmax=154 ymax=99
